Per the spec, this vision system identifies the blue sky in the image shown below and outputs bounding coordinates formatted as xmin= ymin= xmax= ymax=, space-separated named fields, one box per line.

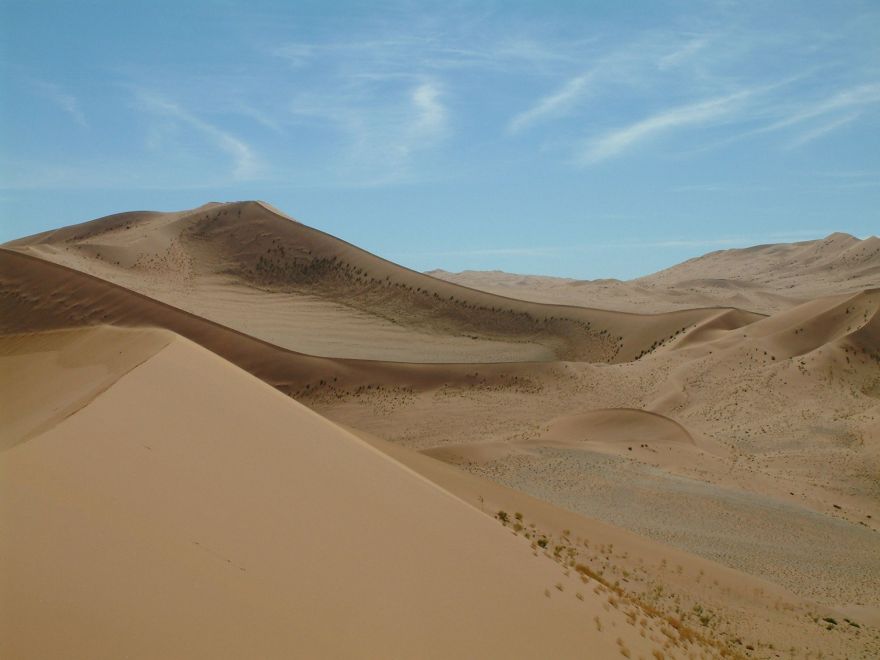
xmin=1 ymin=0 xmax=878 ymax=279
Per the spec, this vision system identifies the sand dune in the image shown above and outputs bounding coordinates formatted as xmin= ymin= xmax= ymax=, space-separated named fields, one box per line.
xmin=0 ymin=326 xmax=172 ymax=449
xmin=4 ymin=200 xmax=752 ymax=363
xmin=430 ymin=232 xmax=880 ymax=314
xmin=1 ymin=326 xmax=691 ymax=659
xmin=0 ymin=248 xmax=570 ymax=398
xmin=3 ymin=202 xmax=880 ymax=658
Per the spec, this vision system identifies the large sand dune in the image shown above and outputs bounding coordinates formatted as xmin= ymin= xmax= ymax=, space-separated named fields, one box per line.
xmin=2 ymin=326 xmax=691 ymax=659
xmin=3 ymin=202 xmax=879 ymax=658
xmin=5 ymin=201 xmax=753 ymax=363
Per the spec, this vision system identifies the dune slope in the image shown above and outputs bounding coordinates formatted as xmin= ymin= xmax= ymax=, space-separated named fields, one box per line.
xmin=1 ymin=326 xmax=687 ymax=660
xmin=4 ymin=201 xmax=753 ymax=363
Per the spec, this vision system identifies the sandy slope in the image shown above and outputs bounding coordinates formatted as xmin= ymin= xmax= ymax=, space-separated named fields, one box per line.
xmin=0 ymin=326 xmax=172 ymax=449
xmin=0 ymin=248 xmax=573 ymax=397
xmin=429 ymin=232 xmax=880 ymax=314
xmin=4 ymin=201 xmax=750 ymax=363
xmin=352 ymin=427 xmax=877 ymax=657
xmin=1 ymin=326 xmax=692 ymax=660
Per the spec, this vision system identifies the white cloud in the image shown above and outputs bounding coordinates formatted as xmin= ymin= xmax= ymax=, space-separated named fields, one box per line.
xmin=235 ymin=105 xmax=284 ymax=133
xmin=410 ymin=82 xmax=447 ymax=143
xmin=33 ymin=81 xmax=87 ymax=127
xmin=269 ymin=34 xmax=578 ymax=76
xmin=508 ymin=73 xmax=593 ymax=133
xmin=786 ymin=112 xmax=860 ymax=149
xmin=135 ymin=90 xmax=259 ymax=179
xmin=271 ymin=43 xmax=316 ymax=67
xmin=689 ymin=81 xmax=880 ymax=154
xmin=287 ymin=80 xmax=449 ymax=186
xmin=579 ymin=89 xmax=753 ymax=164
xmin=758 ymin=83 xmax=880 ymax=134
xmin=657 ymin=36 xmax=710 ymax=70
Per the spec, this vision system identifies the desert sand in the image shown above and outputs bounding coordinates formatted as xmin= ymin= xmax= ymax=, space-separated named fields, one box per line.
xmin=2 ymin=201 xmax=879 ymax=659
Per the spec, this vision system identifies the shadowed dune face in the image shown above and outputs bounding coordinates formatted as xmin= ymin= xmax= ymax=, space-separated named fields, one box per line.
xmin=4 ymin=200 xmax=755 ymax=363
xmin=0 ymin=326 xmax=172 ymax=449
xmin=3 ymin=202 xmax=880 ymax=658
xmin=0 ymin=249 xmax=570 ymax=398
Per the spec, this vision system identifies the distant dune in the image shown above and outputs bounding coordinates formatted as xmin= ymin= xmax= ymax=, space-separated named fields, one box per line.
xmin=430 ymin=232 xmax=880 ymax=314
xmin=2 ymin=202 xmax=879 ymax=658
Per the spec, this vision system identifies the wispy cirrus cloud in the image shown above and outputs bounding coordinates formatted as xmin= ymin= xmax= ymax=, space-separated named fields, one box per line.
xmin=269 ymin=34 xmax=579 ymax=76
xmin=657 ymin=36 xmax=711 ymax=70
xmin=408 ymin=82 xmax=448 ymax=146
xmin=786 ymin=112 xmax=860 ymax=149
xmin=32 ymin=81 xmax=88 ymax=127
xmin=508 ymin=73 xmax=593 ymax=133
xmin=757 ymin=82 xmax=880 ymax=135
xmin=758 ymin=83 xmax=880 ymax=149
xmin=579 ymin=89 xmax=754 ymax=164
xmin=134 ymin=89 xmax=260 ymax=179
xmin=288 ymin=79 xmax=449 ymax=185
xmin=685 ymin=81 xmax=880 ymax=154
xmin=506 ymin=31 xmax=717 ymax=136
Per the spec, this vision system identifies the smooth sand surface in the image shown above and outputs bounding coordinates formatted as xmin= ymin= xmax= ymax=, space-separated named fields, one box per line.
xmin=0 ymin=326 xmax=172 ymax=449
xmin=1 ymin=326 xmax=687 ymax=660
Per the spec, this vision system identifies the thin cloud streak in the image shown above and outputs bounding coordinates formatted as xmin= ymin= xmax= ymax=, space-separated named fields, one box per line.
xmin=657 ymin=36 xmax=710 ymax=70
xmin=757 ymin=83 xmax=880 ymax=135
xmin=508 ymin=73 xmax=592 ymax=133
xmin=507 ymin=32 xmax=714 ymax=136
xmin=32 ymin=81 xmax=88 ymax=127
xmin=786 ymin=113 xmax=860 ymax=149
xmin=135 ymin=90 xmax=259 ymax=179
xmin=579 ymin=89 xmax=754 ymax=164
xmin=269 ymin=35 xmax=581 ymax=76
xmin=699 ymin=82 xmax=880 ymax=152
